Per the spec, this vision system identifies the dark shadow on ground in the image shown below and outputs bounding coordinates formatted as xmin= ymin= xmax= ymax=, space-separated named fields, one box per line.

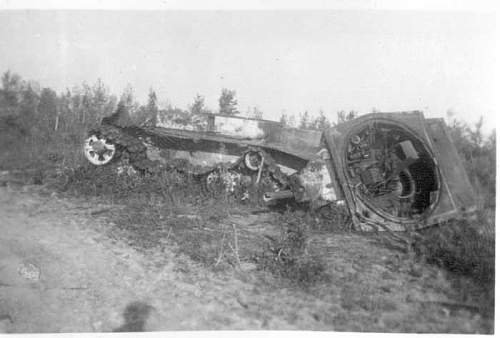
xmin=113 ymin=301 xmax=154 ymax=332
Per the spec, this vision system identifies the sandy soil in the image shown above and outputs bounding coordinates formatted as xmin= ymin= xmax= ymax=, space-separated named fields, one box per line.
xmin=0 ymin=184 xmax=493 ymax=333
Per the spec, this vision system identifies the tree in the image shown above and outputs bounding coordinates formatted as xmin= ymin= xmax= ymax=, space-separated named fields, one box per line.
xmin=311 ymin=110 xmax=332 ymax=130
xmin=106 ymin=85 xmax=138 ymax=127
xmin=20 ymin=84 xmax=39 ymax=116
xmin=37 ymin=87 xmax=58 ymax=135
xmin=447 ymin=115 xmax=496 ymax=209
xmin=1 ymin=71 xmax=22 ymax=110
xmin=299 ymin=111 xmax=310 ymax=129
xmin=469 ymin=116 xmax=484 ymax=147
xmin=92 ymin=79 xmax=107 ymax=109
xmin=91 ymin=78 xmax=114 ymax=122
xmin=0 ymin=73 xmax=39 ymax=135
xmin=218 ymin=88 xmax=238 ymax=115
xmin=279 ymin=113 xmax=288 ymax=127
xmin=189 ymin=94 xmax=208 ymax=115
xmin=146 ymin=88 xmax=158 ymax=112
xmin=250 ymin=106 xmax=263 ymax=119
xmin=146 ymin=88 xmax=159 ymax=122
xmin=337 ymin=110 xmax=357 ymax=124
xmin=287 ymin=115 xmax=296 ymax=128
xmin=120 ymin=85 xmax=136 ymax=113
xmin=18 ymin=84 xmax=40 ymax=132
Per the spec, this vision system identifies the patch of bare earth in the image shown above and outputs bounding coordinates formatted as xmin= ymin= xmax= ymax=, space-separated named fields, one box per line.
xmin=0 ymin=184 xmax=493 ymax=333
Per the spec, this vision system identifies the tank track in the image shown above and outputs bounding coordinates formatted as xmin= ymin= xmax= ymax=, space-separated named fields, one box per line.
xmin=195 ymin=149 xmax=292 ymax=199
xmin=87 ymin=125 xmax=343 ymax=219
xmin=88 ymin=124 xmax=156 ymax=171
xmin=89 ymin=124 xmax=293 ymax=195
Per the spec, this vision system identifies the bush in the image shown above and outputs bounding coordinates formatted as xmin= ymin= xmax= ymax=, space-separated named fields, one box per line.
xmin=254 ymin=210 xmax=330 ymax=287
xmin=448 ymin=116 xmax=496 ymax=210
xmin=415 ymin=216 xmax=494 ymax=285
xmin=413 ymin=212 xmax=495 ymax=316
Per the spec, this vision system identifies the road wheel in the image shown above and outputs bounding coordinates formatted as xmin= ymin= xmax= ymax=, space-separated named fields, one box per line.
xmin=83 ymin=134 xmax=117 ymax=165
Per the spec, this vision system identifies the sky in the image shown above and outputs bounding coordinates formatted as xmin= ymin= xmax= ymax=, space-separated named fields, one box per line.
xmin=0 ymin=9 xmax=497 ymax=130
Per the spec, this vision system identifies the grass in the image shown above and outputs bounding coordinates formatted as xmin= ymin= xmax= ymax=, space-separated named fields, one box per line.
xmin=0 ymin=140 xmax=495 ymax=332
xmin=6 ymin=143 xmax=494 ymax=301
xmin=47 ymin=160 xmax=332 ymax=287
xmin=366 ymin=206 xmax=495 ymax=318
xmin=413 ymin=213 xmax=495 ymax=316
xmin=251 ymin=209 xmax=332 ymax=287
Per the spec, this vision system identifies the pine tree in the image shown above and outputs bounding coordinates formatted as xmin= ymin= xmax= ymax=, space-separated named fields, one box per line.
xmin=218 ymin=88 xmax=238 ymax=115
xmin=299 ymin=111 xmax=310 ymax=129
xmin=337 ymin=110 xmax=357 ymax=124
xmin=146 ymin=88 xmax=159 ymax=123
xmin=38 ymin=87 xmax=58 ymax=135
xmin=251 ymin=106 xmax=263 ymax=119
xmin=312 ymin=110 xmax=331 ymax=130
xmin=279 ymin=113 xmax=288 ymax=127
xmin=189 ymin=94 xmax=207 ymax=115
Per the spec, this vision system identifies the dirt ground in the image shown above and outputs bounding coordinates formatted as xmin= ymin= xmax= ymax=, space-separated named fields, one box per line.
xmin=0 ymin=184 xmax=493 ymax=333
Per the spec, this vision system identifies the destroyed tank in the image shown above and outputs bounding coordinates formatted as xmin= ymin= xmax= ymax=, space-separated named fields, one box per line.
xmin=83 ymin=109 xmax=476 ymax=232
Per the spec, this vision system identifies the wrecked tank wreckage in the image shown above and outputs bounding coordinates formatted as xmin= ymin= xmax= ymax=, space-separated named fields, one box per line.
xmin=83 ymin=109 xmax=476 ymax=232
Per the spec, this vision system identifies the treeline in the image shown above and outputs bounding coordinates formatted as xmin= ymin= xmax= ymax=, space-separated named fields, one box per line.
xmin=0 ymin=71 xmax=117 ymax=142
xmin=279 ymin=110 xmax=358 ymax=130
xmin=0 ymin=71 xmax=233 ymax=139
xmin=0 ymin=70 xmax=356 ymax=136
xmin=0 ymin=70 xmax=495 ymax=207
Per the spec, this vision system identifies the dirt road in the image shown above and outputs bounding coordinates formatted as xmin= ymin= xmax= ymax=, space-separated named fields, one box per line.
xmin=0 ymin=184 xmax=492 ymax=333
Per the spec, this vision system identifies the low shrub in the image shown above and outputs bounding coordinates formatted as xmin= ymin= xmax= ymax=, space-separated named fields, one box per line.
xmin=415 ymin=213 xmax=494 ymax=284
xmin=412 ymin=210 xmax=495 ymax=316
xmin=254 ymin=210 xmax=331 ymax=287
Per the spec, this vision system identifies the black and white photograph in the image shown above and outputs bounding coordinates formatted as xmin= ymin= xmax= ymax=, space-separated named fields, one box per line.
xmin=0 ymin=0 xmax=496 ymax=334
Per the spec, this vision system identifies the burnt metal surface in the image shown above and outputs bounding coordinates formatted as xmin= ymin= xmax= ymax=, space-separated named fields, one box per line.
xmin=423 ymin=118 xmax=478 ymax=220
xmin=90 ymin=110 xmax=476 ymax=232
xmin=124 ymin=114 xmax=323 ymax=171
xmin=323 ymin=111 xmax=477 ymax=231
